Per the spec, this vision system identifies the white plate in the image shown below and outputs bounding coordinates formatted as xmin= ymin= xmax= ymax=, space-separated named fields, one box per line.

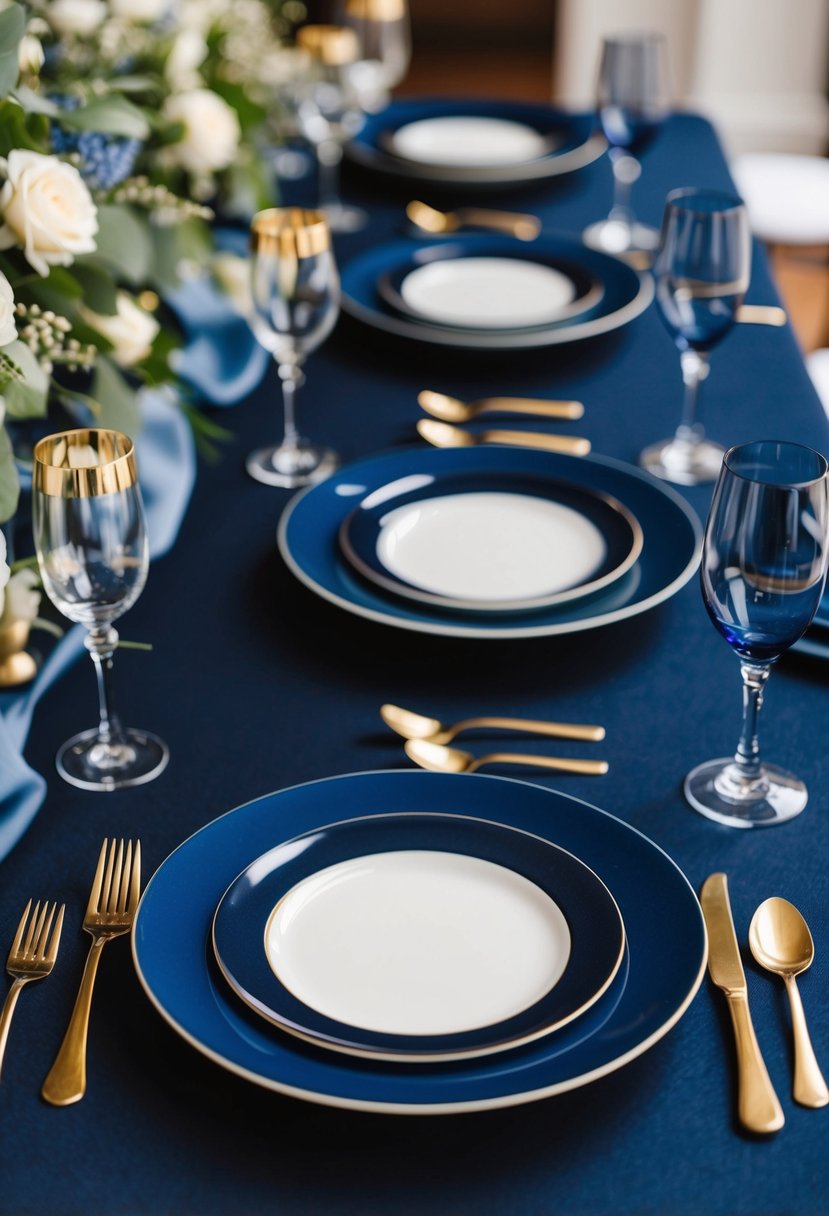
xmin=389 ymin=116 xmax=553 ymax=168
xmin=266 ymin=848 xmax=571 ymax=1037
xmin=399 ymin=258 xmax=577 ymax=329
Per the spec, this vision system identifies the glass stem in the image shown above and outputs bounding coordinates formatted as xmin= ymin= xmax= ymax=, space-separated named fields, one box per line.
xmin=609 ymin=148 xmax=640 ymax=230
xmin=278 ymin=362 xmax=305 ymax=451
xmin=317 ymin=138 xmax=343 ymax=213
xmin=676 ymin=349 xmax=710 ymax=446
xmin=733 ymin=661 xmax=772 ymax=783
xmin=85 ymin=626 xmax=122 ymax=744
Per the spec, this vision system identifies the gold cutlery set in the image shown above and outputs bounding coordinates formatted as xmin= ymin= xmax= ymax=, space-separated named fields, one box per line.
xmin=701 ymin=872 xmax=827 ymax=1134
xmin=381 ymin=703 xmax=609 ymax=776
xmin=416 ymin=389 xmax=591 ymax=455
xmin=0 ymin=838 xmax=141 ymax=1105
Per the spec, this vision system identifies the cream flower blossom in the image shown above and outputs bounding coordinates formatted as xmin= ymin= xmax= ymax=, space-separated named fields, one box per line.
xmin=0 ymin=151 xmax=98 ymax=277
xmin=0 ymin=531 xmax=10 ymax=621
xmin=48 ymin=0 xmax=107 ymax=36
xmin=1 ymin=569 xmax=41 ymax=627
xmin=109 ymin=0 xmax=168 ymax=22
xmin=0 ymin=271 xmax=16 ymax=347
xmin=162 ymin=89 xmax=241 ymax=175
xmin=80 ymin=291 xmax=160 ymax=368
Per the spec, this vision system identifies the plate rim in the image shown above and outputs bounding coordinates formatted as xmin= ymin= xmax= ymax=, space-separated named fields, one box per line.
xmin=338 ymin=472 xmax=644 ymax=613
xmin=210 ymin=810 xmax=626 ymax=1063
xmin=278 ymin=446 xmax=703 ymax=639
xmin=386 ymin=113 xmax=556 ymax=170
xmin=131 ymin=770 xmax=708 ymax=1116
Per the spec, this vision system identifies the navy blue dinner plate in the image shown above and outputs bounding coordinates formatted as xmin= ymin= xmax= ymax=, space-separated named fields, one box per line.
xmin=346 ymin=98 xmax=605 ymax=186
xmin=278 ymin=446 xmax=702 ymax=639
xmin=212 ymin=813 xmax=625 ymax=1062
xmin=132 ymin=771 xmax=706 ymax=1114
xmin=339 ymin=469 xmax=642 ymax=613
xmin=340 ymin=235 xmax=653 ymax=350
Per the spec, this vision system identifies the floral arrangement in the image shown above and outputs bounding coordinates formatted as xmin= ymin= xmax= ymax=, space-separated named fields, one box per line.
xmin=0 ymin=0 xmax=302 ymax=649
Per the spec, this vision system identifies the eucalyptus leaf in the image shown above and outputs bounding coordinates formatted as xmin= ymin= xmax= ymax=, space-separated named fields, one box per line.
xmin=58 ymin=95 xmax=150 ymax=140
xmin=13 ymin=85 xmax=60 ymax=116
xmin=0 ymin=96 xmax=50 ymax=156
xmin=93 ymin=205 xmax=154 ymax=284
xmin=72 ymin=262 xmax=119 ymax=315
xmin=2 ymin=340 xmax=49 ymax=419
xmin=0 ymin=425 xmax=20 ymax=523
xmin=0 ymin=4 xmax=24 ymax=100
xmin=90 ymin=356 xmax=143 ymax=436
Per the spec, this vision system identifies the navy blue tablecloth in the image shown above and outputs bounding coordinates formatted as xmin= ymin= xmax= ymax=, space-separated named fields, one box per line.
xmin=2 ymin=113 xmax=829 ymax=1215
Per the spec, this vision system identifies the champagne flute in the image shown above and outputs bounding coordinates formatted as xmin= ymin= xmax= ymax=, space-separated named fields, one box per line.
xmin=338 ymin=0 xmax=411 ymax=112
xmin=295 ymin=24 xmax=367 ymax=233
xmin=32 ymin=429 xmax=169 ymax=792
xmin=640 ymin=188 xmax=751 ymax=485
xmin=686 ymin=440 xmax=829 ymax=828
xmin=583 ymin=32 xmax=670 ymax=256
xmin=246 ymin=208 xmax=340 ymax=488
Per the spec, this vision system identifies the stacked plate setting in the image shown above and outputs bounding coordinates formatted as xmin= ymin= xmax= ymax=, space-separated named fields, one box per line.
xmin=132 ymin=770 xmax=708 ymax=1113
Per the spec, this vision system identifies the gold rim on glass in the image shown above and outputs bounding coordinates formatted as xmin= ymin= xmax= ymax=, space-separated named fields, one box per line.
xmin=345 ymin=0 xmax=407 ymax=21
xmin=250 ymin=207 xmax=331 ymax=258
xmin=296 ymin=23 xmax=359 ymax=65
xmin=33 ymin=428 xmax=137 ymax=498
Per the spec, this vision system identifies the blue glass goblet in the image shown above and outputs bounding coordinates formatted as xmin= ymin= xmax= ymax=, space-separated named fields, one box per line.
xmin=641 ymin=189 xmax=751 ymax=486
xmin=685 ymin=440 xmax=829 ymax=827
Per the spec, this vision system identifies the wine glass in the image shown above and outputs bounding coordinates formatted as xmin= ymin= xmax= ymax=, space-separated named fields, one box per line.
xmin=246 ymin=208 xmax=340 ymax=488
xmin=685 ymin=440 xmax=829 ymax=828
xmin=32 ymin=428 xmax=169 ymax=792
xmin=583 ymin=32 xmax=670 ymax=256
xmin=295 ymin=24 xmax=367 ymax=233
xmin=640 ymin=188 xmax=751 ymax=486
xmin=337 ymin=0 xmax=411 ymax=112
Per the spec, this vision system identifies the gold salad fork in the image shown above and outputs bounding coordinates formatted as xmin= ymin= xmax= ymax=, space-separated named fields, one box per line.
xmin=0 ymin=900 xmax=64 ymax=1081
xmin=42 ymin=838 xmax=141 ymax=1106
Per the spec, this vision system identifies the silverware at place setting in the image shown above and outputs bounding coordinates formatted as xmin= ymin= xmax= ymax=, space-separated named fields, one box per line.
xmin=749 ymin=897 xmax=829 ymax=1108
xmin=42 ymin=839 xmax=141 ymax=1107
xmin=381 ymin=702 xmax=605 ymax=744
xmin=406 ymin=199 xmax=542 ymax=241
xmin=418 ymin=390 xmax=584 ymax=423
xmin=405 ymin=738 xmax=609 ymax=776
xmin=417 ymin=418 xmax=591 ymax=456
xmin=700 ymin=872 xmax=784 ymax=1134
xmin=0 ymin=900 xmax=64 ymax=1082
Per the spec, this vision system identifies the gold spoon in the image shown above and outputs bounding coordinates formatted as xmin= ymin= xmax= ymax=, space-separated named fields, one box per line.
xmin=749 ymin=896 xmax=829 ymax=1108
xmin=406 ymin=200 xmax=541 ymax=242
xmin=418 ymin=390 xmax=584 ymax=423
xmin=381 ymin=703 xmax=605 ymax=744
xmin=417 ymin=418 xmax=591 ymax=456
xmin=405 ymin=738 xmax=608 ymax=776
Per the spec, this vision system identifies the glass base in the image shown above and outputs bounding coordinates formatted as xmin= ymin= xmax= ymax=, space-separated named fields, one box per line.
xmin=582 ymin=218 xmax=660 ymax=259
xmin=639 ymin=436 xmax=725 ymax=485
xmin=684 ymin=757 xmax=807 ymax=828
xmin=246 ymin=442 xmax=339 ymax=489
xmin=321 ymin=202 xmax=368 ymax=234
xmin=57 ymin=727 xmax=169 ymax=792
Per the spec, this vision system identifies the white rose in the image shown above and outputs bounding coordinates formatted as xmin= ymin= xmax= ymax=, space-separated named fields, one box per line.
xmin=80 ymin=291 xmax=160 ymax=367
xmin=18 ymin=32 xmax=45 ymax=74
xmin=163 ymin=89 xmax=241 ymax=175
xmin=1 ymin=568 xmax=41 ymax=628
xmin=0 ymin=151 xmax=98 ymax=277
xmin=48 ymin=0 xmax=107 ymax=36
xmin=0 ymin=271 xmax=16 ymax=347
xmin=109 ymin=0 xmax=168 ymax=22
xmin=165 ymin=29 xmax=207 ymax=89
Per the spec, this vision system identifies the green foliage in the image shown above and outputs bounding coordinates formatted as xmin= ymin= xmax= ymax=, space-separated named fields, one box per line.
xmin=58 ymin=94 xmax=151 ymax=140
xmin=0 ymin=4 xmax=24 ymax=100
xmin=71 ymin=262 xmax=120 ymax=315
xmin=2 ymin=340 xmax=49 ymax=419
xmin=0 ymin=425 xmax=20 ymax=523
xmin=0 ymin=97 xmax=51 ymax=156
xmin=90 ymin=355 xmax=143 ymax=436
xmin=93 ymin=205 xmax=155 ymax=285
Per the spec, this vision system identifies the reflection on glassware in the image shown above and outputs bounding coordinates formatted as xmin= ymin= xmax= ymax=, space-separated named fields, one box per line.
xmin=640 ymin=188 xmax=751 ymax=486
xmin=583 ymin=32 xmax=669 ymax=256
xmin=246 ymin=207 xmax=340 ymax=488
xmin=338 ymin=0 xmax=411 ymax=111
xmin=295 ymin=24 xmax=367 ymax=233
xmin=32 ymin=429 xmax=169 ymax=792
xmin=686 ymin=440 xmax=829 ymax=828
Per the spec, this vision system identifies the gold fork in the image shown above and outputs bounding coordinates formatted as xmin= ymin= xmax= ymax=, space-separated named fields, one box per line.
xmin=0 ymin=900 xmax=64 ymax=1081
xmin=42 ymin=838 xmax=141 ymax=1106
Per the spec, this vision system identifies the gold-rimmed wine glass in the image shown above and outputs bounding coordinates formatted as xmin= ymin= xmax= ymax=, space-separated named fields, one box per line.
xmin=246 ymin=208 xmax=340 ymax=488
xmin=337 ymin=0 xmax=411 ymax=111
xmin=32 ymin=429 xmax=169 ymax=792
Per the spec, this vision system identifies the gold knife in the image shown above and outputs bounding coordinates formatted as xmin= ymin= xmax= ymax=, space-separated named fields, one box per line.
xmin=700 ymin=872 xmax=784 ymax=1134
